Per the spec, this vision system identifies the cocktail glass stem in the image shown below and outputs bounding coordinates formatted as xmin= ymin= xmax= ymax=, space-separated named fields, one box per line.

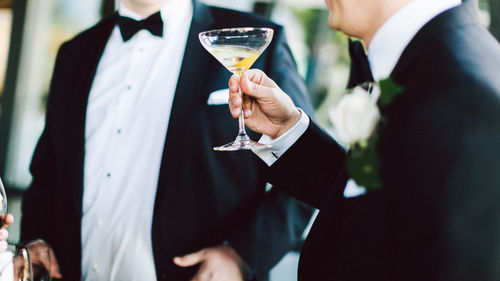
xmin=236 ymin=77 xmax=251 ymax=144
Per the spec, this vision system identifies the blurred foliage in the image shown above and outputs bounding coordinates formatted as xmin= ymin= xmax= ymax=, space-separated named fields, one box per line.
xmin=291 ymin=9 xmax=323 ymax=48
xmin=490 ymin=0 xmax=500 ymax=41
xmin=292 ymin=8 xmax=349 ymax=65
xmin=291 ymin=8 xmax=350 ymax=112
xmin=479 ymin=0 xmax=489 ymax=9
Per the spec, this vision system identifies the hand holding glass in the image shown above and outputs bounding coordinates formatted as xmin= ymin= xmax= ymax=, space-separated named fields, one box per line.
xmin=199 ymin=27 xmax=274 ymax=151
xmin=0 ymin=178 xmax=59 ymax=281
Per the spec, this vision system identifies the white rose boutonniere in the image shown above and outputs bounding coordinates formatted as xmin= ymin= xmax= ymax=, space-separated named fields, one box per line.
xmin=329 ymin=78 xmax=403 ymax=191
xmin=329 ymin=87 xmax=380 ymax=145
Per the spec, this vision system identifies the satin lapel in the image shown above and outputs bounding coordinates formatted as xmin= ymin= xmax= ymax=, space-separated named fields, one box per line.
xmin=391 ymin=0 xmax=480 ymax=83
xmin=154 ymin=1 xmax=214 ymax=199
xmin=66 ymin=14 xmax=118 ymax=217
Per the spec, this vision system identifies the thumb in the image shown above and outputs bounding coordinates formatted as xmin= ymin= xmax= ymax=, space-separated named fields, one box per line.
xmin=240 ymin=69 xmax=277 ymax=99
xmin=173 ymin=250 xmax=206 ymax=267
xmin=4 ymin=214 xmax=14 ymax=227
xmin=0 ymin=214 xmax=14 ymax=229
xmin=49 ymin=251 xmax=62 ymax=278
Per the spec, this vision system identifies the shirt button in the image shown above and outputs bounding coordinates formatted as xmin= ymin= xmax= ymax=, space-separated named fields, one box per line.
xmin=126 ymin=85 xmax=132 ymax=90
xmin=92 ymin=266 xmax=99 ymax=272
xmin=117 ymin=129 xmax=122 ymax=134
xmin=107 ymin=173 xmax=111 ymax=178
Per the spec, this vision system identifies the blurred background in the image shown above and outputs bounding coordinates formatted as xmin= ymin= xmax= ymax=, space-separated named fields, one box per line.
xmin=0 ymin=0 xmax=498 ymax=280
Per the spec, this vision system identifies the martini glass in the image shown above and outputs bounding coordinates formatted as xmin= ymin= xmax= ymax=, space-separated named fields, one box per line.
xmin=199 ymin=27 xmax=274 ymax=151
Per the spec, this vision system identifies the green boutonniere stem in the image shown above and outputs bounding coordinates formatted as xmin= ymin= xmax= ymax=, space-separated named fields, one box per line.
xmin=378 ymin=77 xmax=403 ymax=108
xmin=346 ymin=135 xmax=382 ymax=191
xmin=346 ymin=78 xmax=403 ymax=191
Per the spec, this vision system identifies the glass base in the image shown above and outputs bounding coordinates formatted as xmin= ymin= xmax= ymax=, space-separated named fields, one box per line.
xmin=214 ymin=136 xmax=271 ymax=151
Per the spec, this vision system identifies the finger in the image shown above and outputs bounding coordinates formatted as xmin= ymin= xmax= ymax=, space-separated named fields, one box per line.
xmin=0 ymin=214 xmax=13 ymax=229
xmin=228 ymin=74 xmax=240 ymax=93
xmin=229 ymin=76 xmax=243 ymax=119
xmin=242 ymin=95 xmax=253 ymax=113
xmin=229 ymin=94 xmax=242 ymax=119
xmin=245 ymin=69 xmax=278 ymax=88
xmin=173 ymin=250 xmax=206 ymax=267
xmin=48 ymin=248 xmax=62 ymax=278
xmin=240 ymin=70 xmax=277 ymax=100
xmin=243 ymin=108 xmax=252 ymax=118
xmin=0 ymin=229 xmax=8 ymax=240
xmin=3 ymin=214 xmax=13 ymax=227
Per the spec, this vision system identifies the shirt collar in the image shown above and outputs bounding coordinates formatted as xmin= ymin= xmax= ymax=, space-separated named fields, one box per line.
xmin=368 ymin=0 xmax=461 ymax=81
xmin=118 ymin=0 xmax=192 ymax=37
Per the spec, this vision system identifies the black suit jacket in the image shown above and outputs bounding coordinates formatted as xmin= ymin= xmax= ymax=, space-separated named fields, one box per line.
xmin=265 ymin=1 xmax=500 ymax=280
xmin=20 ymin=1 xmax=315 ymax=280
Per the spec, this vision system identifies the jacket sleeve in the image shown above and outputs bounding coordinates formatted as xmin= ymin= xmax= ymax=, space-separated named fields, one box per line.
xmin=265 ymin=121 xmax=347 ymax=210
xmin=224 ymin=27 xmax=343 ymax=279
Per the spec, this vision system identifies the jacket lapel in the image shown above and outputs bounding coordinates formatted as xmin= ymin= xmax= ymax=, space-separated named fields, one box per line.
xmin=66 ymin=14 xmax=118 ymax=217
xmin=154 ymin=1 xmax=215 ymax=199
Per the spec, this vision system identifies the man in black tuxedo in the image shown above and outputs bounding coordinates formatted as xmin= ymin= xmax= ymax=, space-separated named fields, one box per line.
xmin=20 ymin=0 xmax=314 ymax=280
xmin=228 ymin=0 xmax=500 ymax=280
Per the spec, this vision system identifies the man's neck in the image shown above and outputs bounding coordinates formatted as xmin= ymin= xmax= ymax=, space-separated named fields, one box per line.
xmin=121 ymin=0 xmax=170 ymax=18
xmin=361 ymin=0 xmax=412 ymax=48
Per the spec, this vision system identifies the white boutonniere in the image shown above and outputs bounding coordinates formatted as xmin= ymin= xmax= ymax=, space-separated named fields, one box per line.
xmin=329 ymin=87 xmax=380 ymax=145
xmin=329 ymin=78 xmax=403 ymax=190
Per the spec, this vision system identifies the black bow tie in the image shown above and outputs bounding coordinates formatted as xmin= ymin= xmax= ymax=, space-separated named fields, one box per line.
xmin=347 ymin=39 xmax=374 ymax=89
xmin=118 ymin=11 xmax=163 ymax=42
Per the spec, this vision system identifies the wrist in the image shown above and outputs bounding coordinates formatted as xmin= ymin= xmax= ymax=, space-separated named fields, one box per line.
xmin=275 ymin=108 xmax=301 ymax=139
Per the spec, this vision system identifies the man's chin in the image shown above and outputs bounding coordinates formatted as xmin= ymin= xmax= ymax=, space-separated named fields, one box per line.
xmin=327 ymin=18 xmax=353 ymax=37
xmin=327 ymin=15 xmax=337 ymax=31
xmin=327 ymin=21 xmax=342 ymax=33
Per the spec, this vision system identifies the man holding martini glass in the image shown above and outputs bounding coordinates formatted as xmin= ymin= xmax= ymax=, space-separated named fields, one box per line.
xmin=227 ymin=0 xmax=500 ymax=280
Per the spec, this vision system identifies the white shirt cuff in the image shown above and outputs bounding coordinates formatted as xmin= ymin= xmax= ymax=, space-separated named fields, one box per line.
xmin=0 ymin=251 xmax=13 ymax=281
xmin=252 ymin=108 xmax=310 ymax=166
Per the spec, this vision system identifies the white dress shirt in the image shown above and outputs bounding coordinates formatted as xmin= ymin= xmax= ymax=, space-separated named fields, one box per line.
xmin=368 ymin=0 xmax=461 ymax=81
xmin=253 ymin=0 xmax=461 ymax=196
xmin=82 ymin=0 xmax=192 ymax=280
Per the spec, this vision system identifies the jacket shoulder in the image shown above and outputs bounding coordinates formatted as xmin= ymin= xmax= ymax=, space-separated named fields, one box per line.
xmin=62 ymin=14 xmax=117 ymax=49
